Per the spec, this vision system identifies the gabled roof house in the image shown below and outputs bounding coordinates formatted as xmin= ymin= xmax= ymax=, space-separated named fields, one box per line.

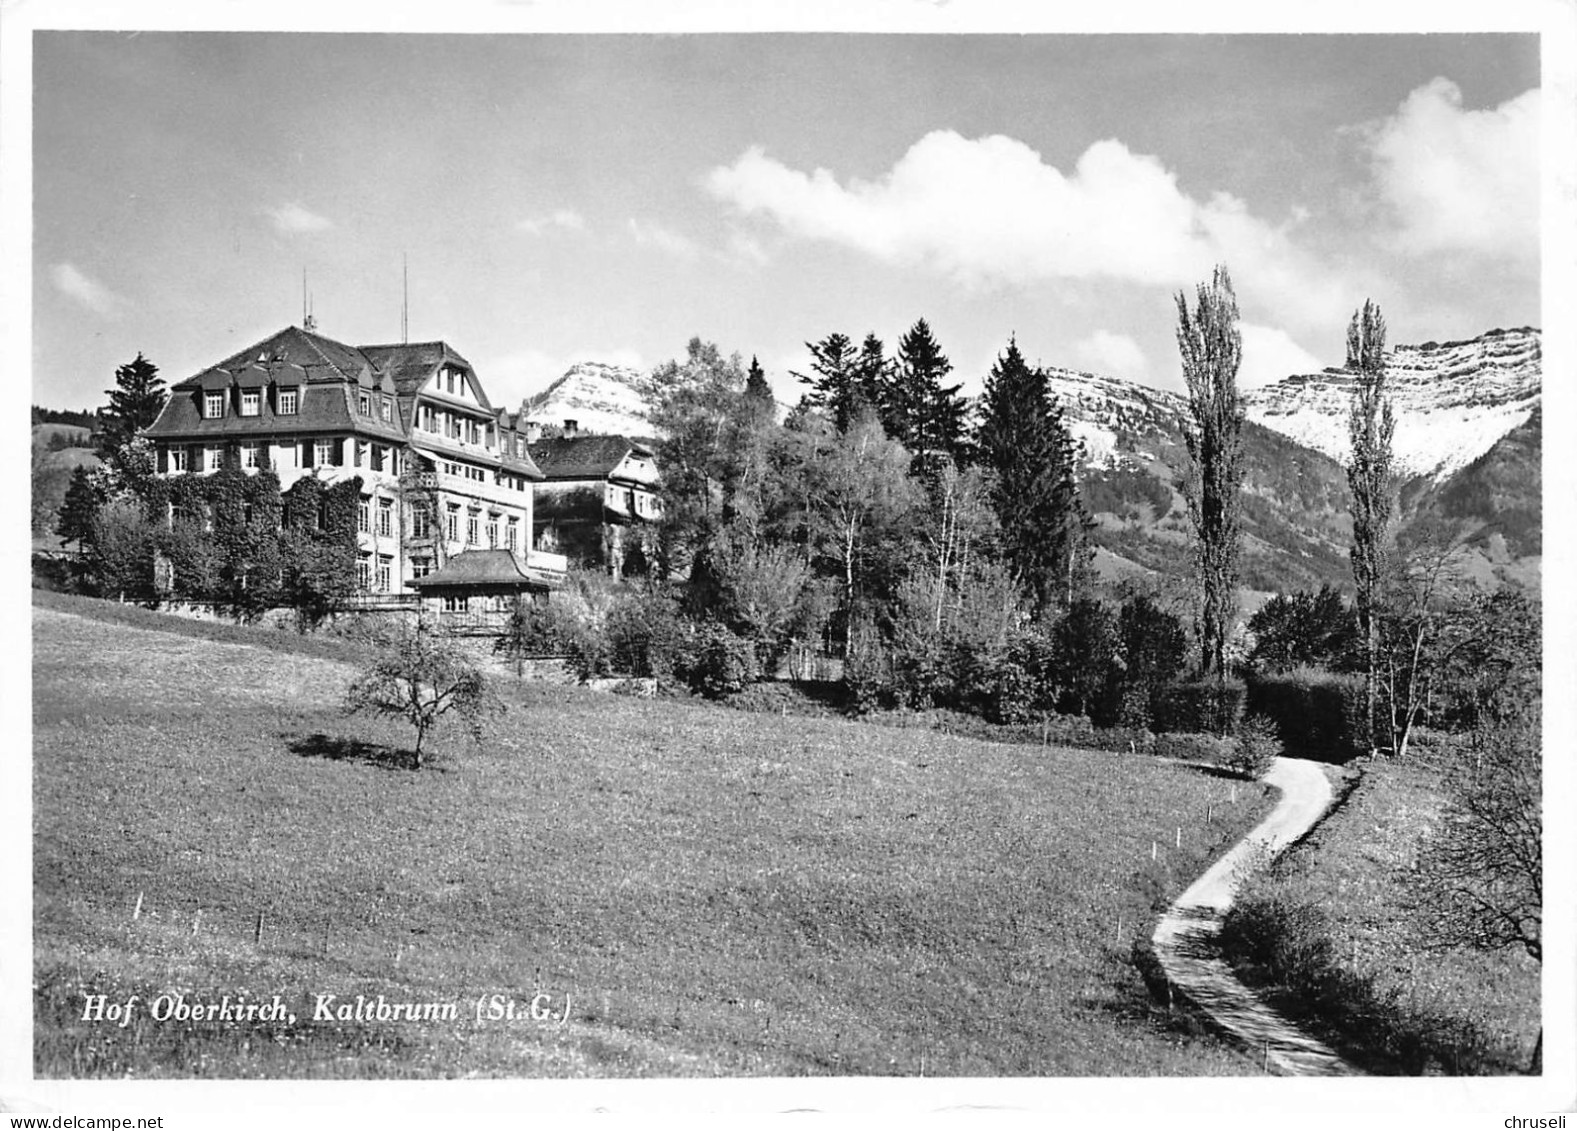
xmin=143 ymin=323 xmax=566 ymax=596
xmin=530 ymin=422 xmax=662 ymax=579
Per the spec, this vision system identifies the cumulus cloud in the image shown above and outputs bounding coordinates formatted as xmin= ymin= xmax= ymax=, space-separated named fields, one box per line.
xmin=265 ymin=202 xmax=332 ymax=234
xmin=517 ymin=209 xmax=586 ymax=236
xmin=1366 ymin=78 xmax=1539 ymax=259
xmin=705 ymin=131 xmax=1345 ymax=328
xmin=1238 ymin=323 xmax=1327 ymax=389
xmin=1074 ymin=330 xmax=1149 ymax=379
xmin=628 ymin=218 xmax=701 ymax=260
xmin=50 ymin=262 xmax=126 ymax=317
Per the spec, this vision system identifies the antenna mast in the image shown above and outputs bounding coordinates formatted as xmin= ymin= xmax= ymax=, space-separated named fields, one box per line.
xmin=402 ymin=253 xmax=409 ymax=344
xmin=302 ymin=267 xmax=317 ymax=333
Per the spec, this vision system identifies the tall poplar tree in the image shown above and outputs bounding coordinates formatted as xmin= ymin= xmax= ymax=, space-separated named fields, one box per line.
xmin=1346 ymin=298 xmax=1395 ymax=754
xmin=976 ymin=337 xmax=1087 ymax=616
xmin=1175 ymin=265 xmax=1245 ymax=679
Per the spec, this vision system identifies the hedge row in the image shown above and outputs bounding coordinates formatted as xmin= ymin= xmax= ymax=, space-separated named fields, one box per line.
xmin=1153 ymin=679 xmax=1247 ymax=735
xmin=1245 ymin=668 xmax=1369 ymax=763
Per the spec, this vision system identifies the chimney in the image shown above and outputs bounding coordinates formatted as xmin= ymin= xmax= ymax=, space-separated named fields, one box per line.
xmin=524 ymin=420 xmax=543 ymax=443
xmin=563 ymin=419 xmax=579 ymax=438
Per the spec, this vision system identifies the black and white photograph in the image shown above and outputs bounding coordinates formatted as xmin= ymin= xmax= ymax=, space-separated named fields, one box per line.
xmin=6 ymin=0 xmax=1573 ymax=1123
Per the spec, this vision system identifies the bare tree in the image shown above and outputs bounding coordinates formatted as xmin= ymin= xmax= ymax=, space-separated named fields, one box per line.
xmin=346 ymin=619 xmax=500 ymax=768
xmin=1378 ymin=524 xmax=1466 ymax=759
xmin=1175 ymin=265 xmax=1245 ymax=679
xmin=1347 ymin=299 xmax=1395 ymax=754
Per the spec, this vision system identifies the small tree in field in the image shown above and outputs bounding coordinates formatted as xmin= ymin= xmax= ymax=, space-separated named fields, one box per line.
xmin=346 ymin=621 xmax=500 ymax=769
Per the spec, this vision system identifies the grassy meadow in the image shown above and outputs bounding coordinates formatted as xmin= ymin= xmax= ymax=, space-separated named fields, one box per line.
xmin=1220 ymin=757 xmax=1541 ymax=1074
xmin=34 ymin=594 xmax=1275 ymax=1078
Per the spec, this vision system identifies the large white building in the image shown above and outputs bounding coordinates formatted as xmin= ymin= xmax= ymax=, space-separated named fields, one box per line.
xmin=143 ymin=323 xmax=567 ymax=595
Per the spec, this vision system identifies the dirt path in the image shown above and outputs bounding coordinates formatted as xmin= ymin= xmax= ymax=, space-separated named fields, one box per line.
xmin=1151 ymin=756 xmax=1363 ymax=1076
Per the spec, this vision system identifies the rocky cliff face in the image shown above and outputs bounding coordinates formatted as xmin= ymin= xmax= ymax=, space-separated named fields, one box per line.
xmin=1241 ymin=327 xmax=1541 ymax=482
xmin=519 ymin=362 xmax=660 ymax=439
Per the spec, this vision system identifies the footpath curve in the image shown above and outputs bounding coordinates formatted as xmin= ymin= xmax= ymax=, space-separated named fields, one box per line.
xmin=1151 ymin=755 xmax=1363 ymax=1076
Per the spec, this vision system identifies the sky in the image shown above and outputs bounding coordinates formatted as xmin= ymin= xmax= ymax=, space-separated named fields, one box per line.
xmin=29 ymin=27 xmax=1545 ymax=413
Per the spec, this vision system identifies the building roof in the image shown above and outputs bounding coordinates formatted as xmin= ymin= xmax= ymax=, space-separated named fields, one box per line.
xmin=408 ymin=549 xmax=561 ymax=591
xmin=144 ymin=326 xmax=532 ymax=458
xmin=528 ymin=434 xmax=654 ymax=480
xmin=361 ymin=341 xmax=488 ymax=407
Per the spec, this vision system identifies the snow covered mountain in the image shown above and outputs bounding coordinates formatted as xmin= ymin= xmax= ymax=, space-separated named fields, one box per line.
xmin=519 ymin=362 xmax=660 ymax=439
xmin=1241 ymin=327 xmax=1541 ymax=482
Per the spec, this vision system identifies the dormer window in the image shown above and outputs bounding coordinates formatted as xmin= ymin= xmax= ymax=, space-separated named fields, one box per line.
xmin=204 ymin=392 xmax=225 ymax=419
xmin=278 ymin=387 xmax=299 ymax=415
xmin=381 ymin=397 xmax=393 ymax=423
xmin=358 ymin=391 xmax=371 ymax=415
xmin=240 ymin=390 xmax=260 ymax=417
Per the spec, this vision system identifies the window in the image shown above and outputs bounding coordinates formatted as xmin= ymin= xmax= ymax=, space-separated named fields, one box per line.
xmin=353 ymin=441 xmax=365 ymax=468
xmin=357 ymin=557 xmax=372 ymax=591
xmin=376 ymin=556 xmax=392 ymax=593
xmin=443 ymin=594 xmax=466 ymax=613
xmin=278 ymin=387 xmax=299 ymax=415
xmin=357 ymin=497 xmax=370 ymax=534
xmin=240 ymin=442 xmax=262 ymax=470
xmin=315 ymin=439 xmax=335 ymax=466
xmin=371 ymin=445 xmax=385 ymax=473
xmin=169 ymin=446 xmax=188 ymax=473
xmin=204 ymin=446 xmax=223 ymax=472
xmin=240 ymin=390 xmax=260 ymax=417
xmin=411 ymin=505 xmax=431 ymax=539
xmin=358 ymin=391 xmax=371 ymax=416
xmin=446 ymin=505 xmax=460 ymax=542
xmin=486 ymin=517 xmax=499 ymax=548
xmin=506 ymin=517 xmax=518 ymax=552
xmin=377 ymin=498 xmax=393 ymax=538
xmin=411 ymin=559 xmax=432 ymax=580
xmin=467 ymin=512 xmax=480 ymax=546
xmin=420 ymin=405 xmax=435 ymax=431
xmin=382 ymin=397 xmax=393 ymax=423
xmin=204 ymin=392 xmax=225 ymax=419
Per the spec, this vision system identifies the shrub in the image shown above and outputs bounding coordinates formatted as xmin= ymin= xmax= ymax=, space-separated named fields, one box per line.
xmin=687 ymin=621 xmax=760 ymax=699
xmin=1247 ymin=667 xmax=1367 ymax=762
xmin=956 ymin=634 xmax=1048 ymax=724
xmin=1111 ymin=595 xmax=1189 ymax=729
xmin=605 ymin=588 xmax=695 ymax=682
xmin=1155 ymin=679 xmax=1247 ymax=735
xmin=1223 ymin=713 xmax=1281 ymax=779
xmin=1153 ymin=732 xmax=1234 ymax=764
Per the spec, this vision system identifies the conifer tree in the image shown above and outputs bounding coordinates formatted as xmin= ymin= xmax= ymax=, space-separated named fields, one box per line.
xmin=98 ymin=353 xmax=167 ymax=457
xmin=57 ymin=465 xmax=103 ymax=551
xmin=744 ymin=355 xmax=774 ymax=408
xmin=1346 ymin=298 xmax=1395 ymax=753
xmin=976 ymin=337 xmax=1088 ymax=616
xmin=895 ymin=318 xmax=967 ymax=479
xmin=1175 ymin=265 xmax=1245 ymax=679
xmin=793 ymin=333 xmax=866 ymax=433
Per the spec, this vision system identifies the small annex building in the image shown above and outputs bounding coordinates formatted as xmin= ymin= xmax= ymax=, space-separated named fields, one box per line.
xmin=529 ymin=423 xmax=662 ymax=579
xmin=407 ymin=548 xmax=563 ymax=627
